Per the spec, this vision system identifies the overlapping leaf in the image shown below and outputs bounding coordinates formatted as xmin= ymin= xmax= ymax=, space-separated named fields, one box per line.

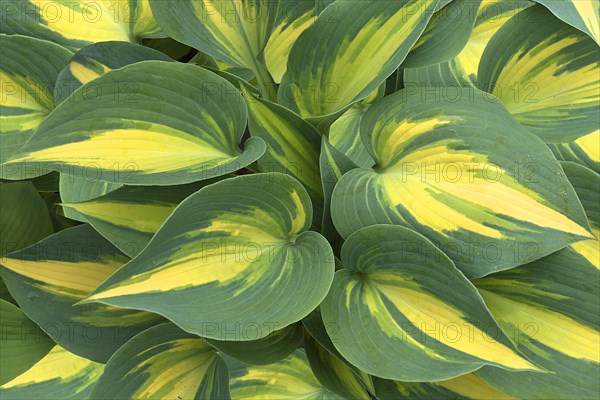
xmin=0 ymin=225 xmax=163 ymax=362
xmin=533 ymin=0 xmax=600 ymax=44
xmin=1 ymin=0 xmax=163 ymax=50
xmin=0 ymin=35 xmax=72 ymax=179
xmin=320 ymin=225 xmax=538 ymax=381
xmin=3 ymin=61 xmax=266 ymax=185
xmin=82 ymin=174 xmax=335 ymax=340
xmin=0 ymin=346 xmax=103 ymax=400
xmin=331 ymin=88 xmax=592 ymax=277
xmin=91 ymin=323 xmax=230 ymax=399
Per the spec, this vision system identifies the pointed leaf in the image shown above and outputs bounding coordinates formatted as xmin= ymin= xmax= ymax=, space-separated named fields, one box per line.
xmin=91 ymin=323 xmax=230 ymax=400
xmin=278 ymin=0 xmax=439 ymax=119
xmin=83 ymin=174 xmax=335 ymax=340
xmin=0 ymin=225 xmax=163 ymax=362
xmin=331 ymin=88 xmax=593 ymax=277
xmin=550 ymin=131 xmax=600 ymax=174
xmin=0 ymin=346 xmax=103 ymax=400
xmin=474 ymin=248 xmax=600 ymax=399
xmin=0 ymin=300 xmax=54 ymax=385
xmin=4 ymin=61 xmax=266 ymax=185
xmin=478 ymin=5 xmax=600 ymax=143
xmin=0 ymin=35 xmax=72 ymax=180
xmin=320 ymin=225 xmax=538 ymax=381
xmin=59 ymin=175 xmax=121 ymax=222
xmin=0 ymin=0 xmax=163 ymax=51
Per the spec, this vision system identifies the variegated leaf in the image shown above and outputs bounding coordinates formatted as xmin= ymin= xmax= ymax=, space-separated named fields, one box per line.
xmin=0 ymin=346 xmax=104 ymax=400
xmin=478 ymin=5 xmax=600 ymax=143
xmin=331 ymin=88 xmax=593 ymax=277
xmin=0 ymin=225 xmax=163 ymax=362
xmin=0 ymin=35 xmax=72 ymax=180
xmin=82 ymin=174 xmax=335 ymax=340
xmin=278 ymin=0 xmax=439 ymax=120
xmin=474 ymin=248 xmax=600 ymax=399
xmin=226 ymin=349 xmax=344 ymax=399
xmin=550 ymin=131 xmax=600 ymax=174
xmin=3 ymin=61 xmax=266 ymax=185
xmin=0 ymin=300 xmax=54 ymax=385
xmin=320 ymin=225 xmax=538 ymax=381
xmin=54 ymin=40 xmax=172 ymax=104
xmin=533 ymin=0 xmax=600 ymax=45
xmin=91 ymin=323 xmax=230 ymax=400
xmin=58 ymin=175 xmax=121 ymax=222
xmin=0 ymin=0 xmax=164 ymax=51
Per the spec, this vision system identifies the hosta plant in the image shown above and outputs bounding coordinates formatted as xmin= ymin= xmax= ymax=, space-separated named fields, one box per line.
xmin=0 ymin=0 xmax=599 ymax=399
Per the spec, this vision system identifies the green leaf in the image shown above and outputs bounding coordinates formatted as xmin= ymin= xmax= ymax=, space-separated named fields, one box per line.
xmin=0 ymin=182 xmax=53 ymax=256
xmin=244 ymin=87 xmax=324 ymax=228
xmin=278 ymin=0 xmax=440 ymax=119
xmin=59 ymin=175 xmax=121 ymax=222
xmin=532 ymin=0 xmax=600 ymax=45
xmin=0 ymin=35 xmax=72 ymax=180
xmin=227 ymin=349 xmax=344 ymax=399
xmin=403 ymin=0 xmax=483 ymax=68
xmin=61 ymin=180 xmax=222 ymax=257
xmin=328 ymin=106 xmax=375 ymax=169
xmin=3 ymin=61 xmax=266 ymax=185
xmin=91 ymin=323 xmax=230 ymax=400
xmin=320 ymin=225 xmax=538 ymax=381
xmin=82 ymin=174 xmax=335 ymax=340
xmin=474 ymin=248 xmax=600 ymax=399
xmin=0 ymin=300 xmax=54 ymax=385
xmin=550 ymin=131 xmax=600 ymax=174
xmin=372 ymin=374 xmax=515 ymax=400
xmin=0 ymin=225 xmax=163 ymax=362
xmin=561 ymin=161 xmax=600 ymax=269
xmin=304 ymin=330 xmax=373 ymax=399
xmin=149 ymin=0 xmax=278 ymax=99
xmin=478 ymin=5 xmax=600 ymax=143
xmin=0 ymin=345 xmax=103 ymax=400
xmin=0 ymin=0 xmax=164 ymax=51
xmin=206 ymin=323 xmax=303 ymax=365
xmin=403 ymin=0 xmax=533 ymax=88
xmin=264 ymin=0 xmax=317 ymax=83
xmin=331 ymin=87 xmax=593 ymax=277
xmin=54 ymin=41 xmax=173 ymax=104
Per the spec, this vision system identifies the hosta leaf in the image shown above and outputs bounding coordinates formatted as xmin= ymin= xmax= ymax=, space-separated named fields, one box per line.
xmin=227 ymin=349 xmax=344 ymax=399
xmin=244 ymin=88 xmax=324 ymax=227
xmin=278 ymin=0 xmax=439 ymax=120
xmin=0 ymin=0 xmax=163 ymax=51
xmin=372 ymin=374 xmax=515 ymax=400
xmin=264 ymin=0 xmax=317 ymax=83
xmin=91 ymin=323 xmax=230 ymax=400
xmin=54 ymin=41 xmax=172 ymax=104
xmin=0 ymin=225 xmax=163 ymax=362
xmin=3 ymin=61 xmax=266 ymax=185
xmin=149 ymin=0 xmax=278 ymax=98
xmin=532 ymin=0 xmax=600 ymax=45
xmin=206 ymin=323 xmax=303 ymax=365
xmin=0 ymin=300 xmax=54 ymax=385
xmin=0 ymin=35 xmax=71 ymax=180
xmin=61 ymin=179 xmax=222 ymax=257
xmin=319 ymin=137 xmax=358 ymax=247
xmin=320 ymin=225 xmax=538 ymax=381
xmin=304 ymin=330 xmax=373 ymax=399
xmin=59 ymin=175 xmax=121 ymax=222
xmin=1 ymin=172 xmax=61 ymax=193
xmin=561 ymin=162 xmax=599 ymax=269
xmin=328 ymin=106 xmax=375 ymax=168
xmin=331 ymin=88 xmax=593 ymax=277
xmin=404 ymin=0 xmax=533 ymax=87
xmin=474 ymin=248 xmax=600 ymax=399
xmin=550 ymin=131 xmax=600 ymax=173
xmin=0 ymin=346 xmax=103 ymax=400
xmin=82 ymin=174 xmax=335 ymax=340
xmin=478 ymin=5 xmax=600 ymax=143
xmin=403 ymin=0 xmax=482 ymax=68
xmin=0 ymin=182 xmax=53 ymax=256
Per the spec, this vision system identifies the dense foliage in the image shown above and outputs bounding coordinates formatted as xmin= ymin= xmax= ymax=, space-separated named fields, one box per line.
xmin=0 ymin=0 xmax=599 ymax=399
